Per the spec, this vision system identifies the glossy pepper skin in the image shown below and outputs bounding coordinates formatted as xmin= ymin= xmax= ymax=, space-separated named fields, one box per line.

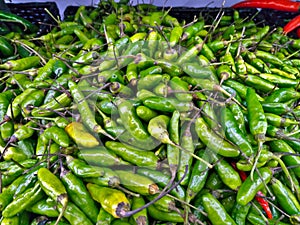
xmin=2 ymin=182 xmax=44 ymax=217
xmin=232 ymin=0 xmax=300 ymax=12
xmin=28 ymin=198 xmax=59 ymax=217
xmin=221 ymin=107 xmax=253 ymax=157
xmin=60 ymin=167 xmax=99 ymax=223
xmin=115 ymin=170 xmax=159 ymax=195
xmin=270 ymin=140 xmax=300 ymax=178
xmin=65 ymin=122 xmax=99 ymax=148
xmin=37 ymin=167 xmax=68 ymax=218
xmin=0 ymin=10 xmax=38 ymax=33
xmin=87 ymin=183 xmax=130 ymax=218
xmin=236 ymin=167 xmax=273 ymax=206
xmin=246 ymin=88 xmax=267 ymax=142
xmin=186 ymin=150 xmax=210 ymax=203
xmin=195 ymin=117 xmax=240 ymax=157
xmin=271 ymin=177 xmax=300 ymax=216
xmin=201 ymin=192 xmax=237 ymax=225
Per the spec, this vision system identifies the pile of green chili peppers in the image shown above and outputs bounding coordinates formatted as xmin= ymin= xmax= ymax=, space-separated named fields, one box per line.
xmin=0 ymin=0 xmax=300 ymax=224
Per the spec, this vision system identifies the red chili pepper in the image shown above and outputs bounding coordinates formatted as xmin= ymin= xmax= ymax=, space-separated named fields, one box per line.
xmin=255 ymin=191 xmax=273 ymax=219
xmin=237 ymin=168 xmax=248 ymax=181
xmin=231 ymin=162 xmax=273 ymax=219
xmin=232 ymin=0 xmax=300 ymax=12
xmin=297 ymin=27 xmax=300 ymax=38
xmin=283 ymin=14 xmax=300 ymax=34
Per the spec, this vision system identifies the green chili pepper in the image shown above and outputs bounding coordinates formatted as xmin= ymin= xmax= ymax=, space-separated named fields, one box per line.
xmin=0 ymin=216 xmax=20 ymax=225
xmin=96 ymin=207 xmax=114 ymax=225
xmin=146 ymin=194 xmax=176 ymax=212
xmin=264 ymin=88 xmax=300 ymax=103
xmin=57 ymin=201 xmax=94 ymax=225
xmin=223 ymin=80 xmax=263 ymax=101
xmin=42 ymin=73 xmax=72 ymax=104
xmin=246 ymin=87 xmax=268 ymax=178
xmin=265 ymin=113 xmax=298 ymax=127
xmin=205 ymin=171 xmax=225 ymax=190
xmin=28 ymin=198 xmax=59 ymax=217
xmin=169 ymin=26 xmax=183 ymax=47
xmin=221 ymin=107 xmax=253 ymax=157
xmin=110 ymin=82 xmax=134 ymax=97
xmin=65 ymin=121 xmax=99 ymax=148
xmin=34 ymin=59 xmax=56 ymax=82
xmin=0 ymin=163 xmax=41 ymax=211
xmin=112 ymin=126 xmax=160 ymax=151
xmin=256 ymin=50 xmax=283 ymax=67
xmin=115 ymin=170 xmax=159 ymax=195
xmin=261 ymin=102 xmax=293 ymax=115
xmin=209 ymin=150 xmax=242 ymax=190
xmin=125 ymin=63 xmax=138 ymax=84
xmin=181 ymin=21 xmax=204 ymax=41
xmin=6 ymin=88 xmax=37 ymax=119
xmin=87 ymin=183 xmax=130 ymax=218
xmin=97 ymin=70 xmax=124 ymax=84
xmin=147 ymin=114 xmax=172 ymax=145
xmin=130 ymin=196 xmax=149 ymax=225
xmin=21 ymin=89 xmax=45 ymax=116
xmin=247 ymin=212 xmax=290 ymax=225
xmin=2 ymin=182 xmax=44 ymax=217
xmin=38 ymin=167 xmax=69 ymax=225
xmin=0 ymin=56 xmax=40 ymax=71
xmin=186 ymin=150 xmax=210 ymax=203
xmin=169 ymin=76 xmax=193 ymax=102
xmin=245 ymin=62 xmax=261 ymax=74
xmin=136 ymin=168 xmax=185 ymax=200
xmin=182 ymin=63 xmax=214 ymax=79
xmin=235 ymin=55 xmax=247 ymax=75
xmin=193 ymin=92 xmax=220 ymax=130
xmin=271 ymin=177 xmax=300 ymax=216
xmin=136 ymin=105 xmax=158 ymax=122
xmin=242 ymin=74 xmax=278 ymax=93
xmin=68 ymin=80 xmax=112 ymax=138
xmin=270 ymin=140 xmax=300 ymax=178
xmin=236 ymin=167 xmax=273 ymax=206
xmin=137 ymin=74 xmax=164 ymax=91
xmin=165 ymin=110 xmax=180 ymax=179
xmin=270 ymin=68 xmax=296 ymax=79
xmin=0 ymin=10 xmax=38 ymax=33
xmin=31 ymin=93 xmax=71 ymax=117
xmin=217 ymin=64 xmax=235 ymax=81
xmin=177 ymin=120 xmax=195 ymax=186
xmin=105 ymin=141 xmax=158 ymax=168
xmin=258 ymin=73 xmax=299 ymax=88
xmin=195 ymin=117 xmax=240 ymax=157
xmin=117 ymin=98 xmax=151 ymax=141
xmin=7 ymin=73 xmax=31 ymax=89
xmin=201 ymin=192 xmax=237 ymax=225
xmin=84 ymin=166 xmax=120 ymax=188
xmin=231 ymin=202 xmax=251 ymax=225
xmin=0 ymin=90 xmax=14 ymax=123
xmin=3 ymin=145 xmax=31 ymax=162
xmin=147 ymin=204 xmax=184 ymax=223
xmin=0 ymin=36 xmax=13 ymax=57
xmin=155 ymin=59 xmax=183 ymax=76
xmin=60 ymin=167 xmax=99 ymax=223
xmin=43 ymin=126 xmax=69 ymax=148
xmin=1 ymin=120 xmax=14 ymax=141
xmin=143 ymin=96 xmax=194 ymax=113
xmin=66 ymin=155 xmax=106 ymax=178
xmin=77 ymin=146 xmax=129 ymax=167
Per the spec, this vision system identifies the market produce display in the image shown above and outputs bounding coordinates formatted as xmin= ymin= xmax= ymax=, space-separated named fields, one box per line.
xmin=0 ymin=0 xmax=300 ymax=224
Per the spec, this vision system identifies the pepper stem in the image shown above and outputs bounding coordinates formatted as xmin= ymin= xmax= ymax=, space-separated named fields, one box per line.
xmin=250 ymin=140 xmax=263 ymax=181
xmin=271 ymin=154 xmax=296 ymax=193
